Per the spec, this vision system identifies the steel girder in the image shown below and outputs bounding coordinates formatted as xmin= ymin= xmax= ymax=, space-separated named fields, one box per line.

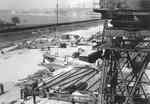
xmin=99 ymin=21 xmax=150 ymax=104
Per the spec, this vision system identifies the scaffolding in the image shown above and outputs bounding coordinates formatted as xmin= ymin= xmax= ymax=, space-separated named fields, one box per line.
xmin=93 ymin=0 xmax=150 ymax=104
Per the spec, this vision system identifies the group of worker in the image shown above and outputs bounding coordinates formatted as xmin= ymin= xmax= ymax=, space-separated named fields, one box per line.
xmin=0 ymin=83 xmax=4 ymax=95
xmin=21 ymin=80 xmax=39 ymax=104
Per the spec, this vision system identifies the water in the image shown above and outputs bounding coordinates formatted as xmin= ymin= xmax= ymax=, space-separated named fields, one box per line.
xmin=0 ymin=9 xmax=100 ymax=25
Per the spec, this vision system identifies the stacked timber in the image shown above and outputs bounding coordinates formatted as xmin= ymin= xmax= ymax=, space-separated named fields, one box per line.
xmin=39 ymin=66 xmax=101 ymax=93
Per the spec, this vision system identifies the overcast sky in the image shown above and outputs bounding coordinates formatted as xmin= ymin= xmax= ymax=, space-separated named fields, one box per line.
xmin=0 ymin=0 xmax=93 ymax=10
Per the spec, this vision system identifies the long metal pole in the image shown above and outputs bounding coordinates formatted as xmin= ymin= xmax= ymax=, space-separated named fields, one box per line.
xmin=57 ymin=0 xmax=59 ymax=25
xmin=55 ymin=0 xmax=59 ymax=56
xmin=55 ymin=0 xmax=58 ymax=38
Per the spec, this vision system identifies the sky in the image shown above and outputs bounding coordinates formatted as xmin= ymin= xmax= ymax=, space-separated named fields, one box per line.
xmin=0 ymin=0 xmax=93 ymax=10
